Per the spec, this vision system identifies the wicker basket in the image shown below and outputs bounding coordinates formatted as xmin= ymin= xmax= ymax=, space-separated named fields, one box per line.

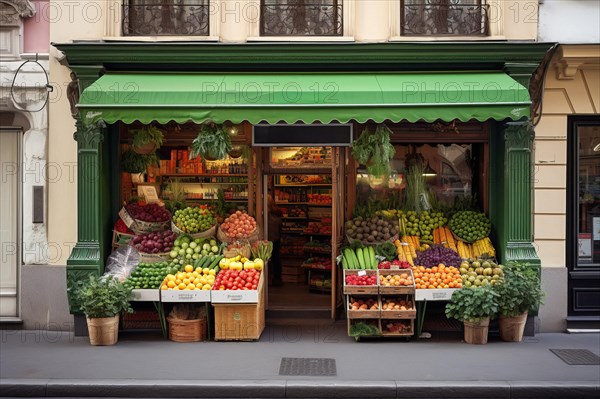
xmin=217 ymin=226 xmax=259 ymax=244
xmin=222 ymin=244 xmax=252 ymax=259
xmin=171 ymin=222 xmax=217 ymax=239
xmin=346 ymin=233 xmax=399 ymax=246
xmin=167 ymin=316 xmax=207 ymax=343
xmin=130 ymin=219 xmax=170 ymax=235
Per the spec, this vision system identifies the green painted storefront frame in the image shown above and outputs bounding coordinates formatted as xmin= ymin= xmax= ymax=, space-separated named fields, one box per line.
xmin=54 ymin=41 xmax=552 ymax=315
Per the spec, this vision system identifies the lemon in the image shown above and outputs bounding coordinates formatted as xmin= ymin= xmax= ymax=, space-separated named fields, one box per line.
xmin=202 ymin=268 xmax=210 ymax=275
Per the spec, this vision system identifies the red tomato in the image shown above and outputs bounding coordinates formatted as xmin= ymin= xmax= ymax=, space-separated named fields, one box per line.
xmin=251 ymin=284 xmax=257 ymax=289
xmin=245 ymin=282 xmax=252 ymax=289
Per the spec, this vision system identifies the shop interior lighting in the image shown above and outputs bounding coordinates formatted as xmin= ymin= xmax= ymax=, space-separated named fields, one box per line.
xmin=422 ymin=162 xmax=437 ymax=177
xmin=594 ymin=143 xmax=600 ymax=152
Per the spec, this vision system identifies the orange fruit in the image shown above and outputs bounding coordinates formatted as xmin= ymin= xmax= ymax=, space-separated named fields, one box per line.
xmin=184 ymin=265 xmax=193 ymax=273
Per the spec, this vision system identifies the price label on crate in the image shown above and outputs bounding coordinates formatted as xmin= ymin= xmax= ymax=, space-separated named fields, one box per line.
xmin=358 ymin=270 xmax=367 ymax=276
xmin=119 ymin=207 xmax=136 ymax=229
xmin=390 ymin=265 xmax=400 ymax=270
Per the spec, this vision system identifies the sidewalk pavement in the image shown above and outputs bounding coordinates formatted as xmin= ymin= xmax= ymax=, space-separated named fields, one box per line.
xmin=1 ymin=319 xmax=599 ymax=398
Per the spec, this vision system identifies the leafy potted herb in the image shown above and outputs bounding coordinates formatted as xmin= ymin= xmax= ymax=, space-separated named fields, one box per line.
xmin=445 ymin=285 xmax=499 ymax=344
xmin=131 ymin=125 xmax=164 ymax=155
xmin=120 ymin=149 xmax=159 ymax=174
xmin=70 ymin=274 xmax=133 ymax=346
xmin=190 ymin=123 xmax=232 ymax=161
xmin=494 ymin=262 xmax=544 ymax=342
xmin=352 ymin=124 xmax=396 ymax=180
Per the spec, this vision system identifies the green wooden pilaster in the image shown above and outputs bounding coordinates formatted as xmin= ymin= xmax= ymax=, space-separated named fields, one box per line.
xmin=499 ymin=121 xmax=540 ymax=267
xmin=66 ymin=66 xmax=106 ymax=313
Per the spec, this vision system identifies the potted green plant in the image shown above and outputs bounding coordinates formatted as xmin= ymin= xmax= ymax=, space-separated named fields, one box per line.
xmin=190 ymin=123 xmax=232 ymax=161
xmin=120 ymin=149 xmax=159 ymax=174
xmin=131 ymin=125 xmax=164 ymax=155
xmin=445 ymin=285 xmax=499 ymax=344
xmin=70 ymin=274 xmax=133 ymax=346
xmin=494 ymin=262 xmax=544 ymax=342
xmin=351 ymin=124 xmax=396 ymax=180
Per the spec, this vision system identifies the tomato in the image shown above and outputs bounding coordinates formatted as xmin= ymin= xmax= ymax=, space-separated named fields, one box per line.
xmin=225 ymin=283 xmax=232 ymax=289
xmin=251 ymin=284 xmax=257 ymax=290
xmin=245 ymin=282 xmax=252 ymax=289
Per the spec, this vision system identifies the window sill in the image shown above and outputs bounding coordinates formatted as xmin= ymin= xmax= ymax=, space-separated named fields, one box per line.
xmin=102 ymin=36 xmax=219 ymax=42
xmin=21 ymin=53 xmax=50 ymax=60
xmin=389 ymin=35 xmax=507 ymax=42
xmin=247 ymin=36 xmax=355 ymax=42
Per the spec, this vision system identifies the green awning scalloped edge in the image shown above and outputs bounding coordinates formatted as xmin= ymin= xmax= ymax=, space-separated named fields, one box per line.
xmin=78 ymin=72 xmax=531 ymax=124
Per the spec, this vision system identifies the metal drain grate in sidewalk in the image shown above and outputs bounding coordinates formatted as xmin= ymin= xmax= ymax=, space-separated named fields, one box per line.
xmin=279 ymin=357 xmax=337 ymax=376
xmin=550 ymin=349 xmax=600 ymax=365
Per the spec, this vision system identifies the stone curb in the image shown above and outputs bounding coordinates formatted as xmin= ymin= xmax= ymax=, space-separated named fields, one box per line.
xmin=0 ymin=379 xmax=598 ymax=398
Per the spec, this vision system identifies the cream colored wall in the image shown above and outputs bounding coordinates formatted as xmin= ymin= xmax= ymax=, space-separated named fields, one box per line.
xmin=47 ymin=1 xmax=108 ymax=265
xmin=534 ymin=48 xmax=600 ymax=332
xmin=99 ymin=0 xmax=538 ymax=42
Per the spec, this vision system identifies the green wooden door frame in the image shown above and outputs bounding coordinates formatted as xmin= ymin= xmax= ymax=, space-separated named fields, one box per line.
xmin=61 ymin=42 xmax=550 ymax=315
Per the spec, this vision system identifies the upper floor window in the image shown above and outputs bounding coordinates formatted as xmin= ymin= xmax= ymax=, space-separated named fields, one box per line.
xmin=260 ymin=0 xmax=343 ymax=36
xmin=1 ymin=0 xmax=35 ymax=59
xmin=122 ymin=0 xmax=210 ymax=36
xmin=400 ymin=0 xmax=488 ymax=36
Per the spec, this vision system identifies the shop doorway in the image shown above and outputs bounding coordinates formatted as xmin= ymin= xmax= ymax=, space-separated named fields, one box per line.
xmin=0 ymin=128 xmax=21 ymax=319
xmin=257 ymin=144 xmax=349 ymax=320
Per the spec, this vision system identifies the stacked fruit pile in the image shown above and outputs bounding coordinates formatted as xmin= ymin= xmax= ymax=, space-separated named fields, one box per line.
xmin=412 ymin=265 xmax=462 ymax=289
xmin=125 ymin=261 xmax=170 ymax=289
xmin=126 ymin=203 xmax=171 ymax=223
xmin=459 ymin=259 xmax=504 ymax=288
xmin=213 ymin=269 xmax=261 ymax=291
xmin=172 ymin=207 xmax=216 ymax=234
xmin=160 ymin=264 xmax=216 ymax=291
xmin=131 ymin=230 xmax=177 ymax=254
xmin=379 ymin=272 xmax=414 ymax=287
xmin=448 ymin=210 xmax=491 ymax=242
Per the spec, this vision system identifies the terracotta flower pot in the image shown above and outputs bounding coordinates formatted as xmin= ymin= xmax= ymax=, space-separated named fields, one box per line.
xmin=463 ymin=317 xmax=490 ymax=345
xmin=86 ymin=315 xmax=119 ymax=346
xmin=499 ymin=311 xmax=528 ymax=342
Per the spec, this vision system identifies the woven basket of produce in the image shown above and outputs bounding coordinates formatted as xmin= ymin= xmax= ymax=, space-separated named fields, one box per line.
xmin=222 ymin=241 xmax=252 ymax=259
xmin=125 ymin=203 xmax=172 ymax=234
xmin=346 ymin=233 xmax=399 ymax=246
xmin=167 ymin=304 xmax=207 ymax=343
xmin=448 ymin=211 xmax=491 ymax=244
xmin=344 ymin=215 xmax=399 ymax=245
xmin=167 ymin=317 xmax=206 ymax=343
xmin=218 ymin=211 xmax=259 ymax=243
xmin=172 ymin=221 xmax=217 ymax=239
xmin=171 ymin=207 xmax=217 ymax=238
xmin=130 ymin=230 xmax=177 ymax=263
xmin=131 ymin=220 xmax=170 ymax=235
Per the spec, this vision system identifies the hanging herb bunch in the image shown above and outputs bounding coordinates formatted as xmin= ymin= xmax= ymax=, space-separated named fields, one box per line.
xmin=351 ymin=124 xmax=396 ymax=179
xmin=189 ymin=123 xmax=232 ymax=161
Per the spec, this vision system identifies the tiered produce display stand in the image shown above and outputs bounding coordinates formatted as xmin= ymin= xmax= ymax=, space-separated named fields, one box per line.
xmin=111 ymin=202 xmax=269 ymax=342
xmin=344 ymin=269 xmax=416 ymax=339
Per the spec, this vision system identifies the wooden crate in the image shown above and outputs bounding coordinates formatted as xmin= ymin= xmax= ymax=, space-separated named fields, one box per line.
xmin=380 ymin=295 xmax=416 ymax=319
xmin=347 ymin=296 xmax=380 ymax=319
xmin=348 ymin=319 xmax=381 ymax=337
xmin=378 ymin=269 xmax=415 ymax=295
xmin=343 ymin=269 xmax=379 ymax=295
xmin=380 ymin=319 xmax=414 ymax=337
xmin=213 ymin=276 xmax=265 ymax=341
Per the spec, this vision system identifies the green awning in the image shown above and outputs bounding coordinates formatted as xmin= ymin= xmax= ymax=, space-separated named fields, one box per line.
xmin=78 ymin=72 xmax=530 ymax=124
